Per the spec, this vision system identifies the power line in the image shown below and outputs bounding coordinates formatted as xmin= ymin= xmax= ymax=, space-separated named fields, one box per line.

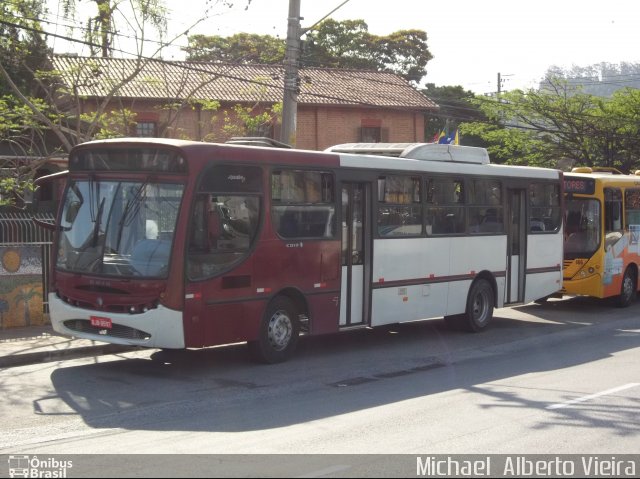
xmin=5 ymin=14 xmax=640 ymax=141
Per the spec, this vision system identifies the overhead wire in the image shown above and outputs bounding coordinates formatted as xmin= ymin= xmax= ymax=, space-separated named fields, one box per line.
xmin=4 ymin=11 xmax=640 ymax=138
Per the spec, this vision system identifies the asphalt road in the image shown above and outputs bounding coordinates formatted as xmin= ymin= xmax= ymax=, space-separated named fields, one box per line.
xmin=0 ymin=296 xmax=639 ymax=477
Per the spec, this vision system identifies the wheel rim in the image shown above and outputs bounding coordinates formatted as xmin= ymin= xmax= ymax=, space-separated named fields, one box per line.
xmin=472 ymin=287 xmax=490 ymax=325
xmin=267 ymin=310 xmax=293 ymax=351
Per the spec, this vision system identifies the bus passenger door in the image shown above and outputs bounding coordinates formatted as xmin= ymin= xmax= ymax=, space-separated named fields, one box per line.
xmin=506 ymin=189 xmax=526 ymax=303
xmin=339 ymin=182 xmax=370 ymax=326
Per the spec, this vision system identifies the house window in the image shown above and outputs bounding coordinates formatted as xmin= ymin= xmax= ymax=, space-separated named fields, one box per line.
xmin=136 ymin=121 xmax=156 ymax=137
xmin=360 ymin=126 xmax=381 ymax=142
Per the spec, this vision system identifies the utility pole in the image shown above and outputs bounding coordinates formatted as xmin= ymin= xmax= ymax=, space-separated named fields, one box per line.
xmin=497 ymin=72 xmax=501 ymax=95
xmin=281 ymin=0 xmax=302 ymax=147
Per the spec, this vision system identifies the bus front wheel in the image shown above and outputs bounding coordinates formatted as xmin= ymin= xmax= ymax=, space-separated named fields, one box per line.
xmin=617 ymin=267 xmax=637 ymax=308
xmin=249 ymin=296 xmax=300 ymax=363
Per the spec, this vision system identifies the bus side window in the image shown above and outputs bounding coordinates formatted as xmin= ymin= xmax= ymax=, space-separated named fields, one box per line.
xmin=604 ymin=187 xmax=623 ymax=233
xmin=279 ymin=209 xmax=299 ymax=237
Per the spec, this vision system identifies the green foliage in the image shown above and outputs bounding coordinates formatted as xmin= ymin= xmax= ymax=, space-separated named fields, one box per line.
xmin=217 ymin=102 xmax=282 ymax=141
xmin=190 ymin=98 xmax=221 ymax=112
xmin=0 ymin=175 xmax=35 ymax=207
xmin=0 ymin=0 xmax=51 ymax=95
xmin=184 ymin=33 xmax=285 ymax=64
xmin=374 ymin=29 xmax=432 ymax=83
xmin=81 ymin=109 xmax=137 ymax=139
xmin=185 ymin=19 xmax=433 ymax=83
xmin=461 ymin=78 xmax=640 ymax=170
xmin=61 ymin=0 xmax=168 ymax=57
xmin=304 ymin=20 xmax=432 ymax=83
xmin=421 ymin=84 xmax=482 ymax=145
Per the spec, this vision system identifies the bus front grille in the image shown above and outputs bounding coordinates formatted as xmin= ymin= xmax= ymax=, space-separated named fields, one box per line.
xmin=63 ymin=319 xmax=151 ymax=341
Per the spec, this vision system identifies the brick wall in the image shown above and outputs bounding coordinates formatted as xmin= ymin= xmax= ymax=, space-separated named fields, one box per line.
xmin=81 ymin=100 xmax=427 ymax=151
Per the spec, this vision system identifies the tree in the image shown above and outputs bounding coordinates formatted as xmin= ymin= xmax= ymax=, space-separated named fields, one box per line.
xmin=460 ymin=78 xmax=640 ymax=171
xmin=184 ymin=33 xmax=285 ymax=64
xmin=0 ymin=0 xmax=242 ymax=207
xmin=304 ymin=19 xmax=432 ymax=83
xmin=60 ymin=0 xmax=169 ymax=57
xmin=0 ymin=0 xmax=50 ymax=96
xmin=0 ymin=0 xmax=52 ymax=206
xmin=0 ymin=0 xmax=238 ymax=151
xmin=421 ymin=83 xmax=485 ymax=146
xmin=184 ymin=19 xmax=433 ymax=84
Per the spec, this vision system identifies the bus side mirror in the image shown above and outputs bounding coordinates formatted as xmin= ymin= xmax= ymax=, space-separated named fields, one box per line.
xmin=65 ymin=201 xmax=80 ymax=223
xmin=32 ymin=215 xmax=57 ymax=231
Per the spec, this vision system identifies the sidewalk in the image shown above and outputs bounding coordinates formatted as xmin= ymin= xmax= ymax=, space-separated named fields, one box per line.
xmin=0 ymin=325 xmax=138 ymax=369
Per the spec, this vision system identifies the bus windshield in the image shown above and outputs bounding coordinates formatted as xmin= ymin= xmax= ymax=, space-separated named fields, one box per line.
xmin=57 ymin=179 xmax=184 ymax=277
xmin=564 ymin=197 xmax=601 ymax=259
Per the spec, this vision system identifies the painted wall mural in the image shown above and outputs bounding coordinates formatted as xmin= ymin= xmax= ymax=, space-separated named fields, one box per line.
xmin=0 ymin=246 xmax=46 ymax=328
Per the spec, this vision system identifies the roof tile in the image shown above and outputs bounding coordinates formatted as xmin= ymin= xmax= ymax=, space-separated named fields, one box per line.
xmin=52 ymin=56 xmax=437 ymax=110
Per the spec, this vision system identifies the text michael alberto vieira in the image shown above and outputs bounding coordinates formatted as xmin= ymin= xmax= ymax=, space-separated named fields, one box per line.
xmin=416 ymin=456 xmax=637 ymax=476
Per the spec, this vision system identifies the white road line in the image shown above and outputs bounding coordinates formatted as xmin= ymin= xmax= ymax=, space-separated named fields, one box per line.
xmin=547 ymin=382 xmax=640 ymax=410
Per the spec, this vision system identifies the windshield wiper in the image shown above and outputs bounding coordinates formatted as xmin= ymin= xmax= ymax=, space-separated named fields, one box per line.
xmin=115 ymin=178 xmax=150 ymax=251
xmin=90 ymin=197 xmax=106 ymax=247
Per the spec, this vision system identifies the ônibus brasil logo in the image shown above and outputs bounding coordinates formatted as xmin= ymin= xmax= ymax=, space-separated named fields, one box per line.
xmin=8 ymin=455 xmax=73 ymax=478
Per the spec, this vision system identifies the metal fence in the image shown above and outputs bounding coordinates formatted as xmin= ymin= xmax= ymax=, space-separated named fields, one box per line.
xmin=0 ymin=212 xmax=55 ymax=313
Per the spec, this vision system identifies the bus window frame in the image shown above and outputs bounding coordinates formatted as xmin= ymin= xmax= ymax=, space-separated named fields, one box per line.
xmin=270 ymin=167 xmax=337 ymax=241
xmin=186 ymin=163 xmax=264 ymax=281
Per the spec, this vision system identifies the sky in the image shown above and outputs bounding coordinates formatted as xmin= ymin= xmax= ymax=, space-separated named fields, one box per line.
xmin=47 ymin=0 xmax=640 ymax=95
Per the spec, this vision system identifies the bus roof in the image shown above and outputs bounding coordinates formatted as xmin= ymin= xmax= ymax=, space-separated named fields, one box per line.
xmin=69 ymin=138 xmax=560 ymax=180
xmin=566 ymin=168 xmax=640 ymax=182
xmin=325 ymin=143 xmax=490 ymax=165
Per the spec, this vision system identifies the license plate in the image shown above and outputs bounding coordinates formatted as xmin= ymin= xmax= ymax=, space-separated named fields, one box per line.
xmin=90 ymin=316 xmax=112 ymax=329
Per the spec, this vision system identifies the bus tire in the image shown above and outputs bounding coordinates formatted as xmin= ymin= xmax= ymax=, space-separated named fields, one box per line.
xmin=534 ymin=295 xmax=550 ymax=304
xmin=617 ymin=267 xmax=637 ymax=308
xmin=461 ymin=278 xmax=494 ymax=332
xmin=249 ymin=296 xmax=300 ymax=364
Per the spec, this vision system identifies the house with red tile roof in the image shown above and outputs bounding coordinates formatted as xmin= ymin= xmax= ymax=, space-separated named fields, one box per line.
xmin=52 ymin=55 xmax=438 ymax=150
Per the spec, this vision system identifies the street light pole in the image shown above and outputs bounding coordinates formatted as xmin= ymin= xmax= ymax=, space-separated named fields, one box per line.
xmin=281 ymin=0 xmax=301 ymax=147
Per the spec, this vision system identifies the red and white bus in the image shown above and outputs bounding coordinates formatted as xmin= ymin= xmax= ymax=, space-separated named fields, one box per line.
xmin=36 ymin=138 xmax=564 ymax=362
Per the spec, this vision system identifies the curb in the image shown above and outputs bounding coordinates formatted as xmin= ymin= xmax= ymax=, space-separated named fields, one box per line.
xmin=0 ymin=344 xmax=139 ymax=369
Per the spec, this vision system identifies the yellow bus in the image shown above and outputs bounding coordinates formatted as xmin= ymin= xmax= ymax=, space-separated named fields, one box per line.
xmin=562 ymin=167 xmax=640 ymax=306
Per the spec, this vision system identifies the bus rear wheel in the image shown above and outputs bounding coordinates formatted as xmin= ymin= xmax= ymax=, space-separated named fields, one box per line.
xmin=446 ymin=278 xmax=494 ymax=332
xmin=617 ymin=267 xmax=637 ymax=308
xmin=249 ymin=296 xmax=300 ymax=363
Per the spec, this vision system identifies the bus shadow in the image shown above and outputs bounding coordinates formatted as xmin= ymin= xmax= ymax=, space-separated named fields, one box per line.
xmin=46 ymin=301 xmax=640 ymax=436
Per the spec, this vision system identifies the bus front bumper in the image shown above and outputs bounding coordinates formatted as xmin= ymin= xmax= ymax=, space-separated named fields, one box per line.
xmin=48 ymin=293 xmax=185 ymax=349
xmin=561 ymin=272 xmax=603 ymax=298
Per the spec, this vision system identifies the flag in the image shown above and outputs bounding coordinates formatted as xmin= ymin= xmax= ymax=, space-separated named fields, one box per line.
xmin=438 ymin=129 xmax=460 ymax=145
xmin=432 ymin=130 xmax=445 ymax=143
xmin=438 ymin=131 xmax=450 ymax=144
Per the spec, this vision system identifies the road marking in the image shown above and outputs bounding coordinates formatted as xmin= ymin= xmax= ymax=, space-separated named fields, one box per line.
xmin=547 ymin=382 xmax=640 ymax=410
